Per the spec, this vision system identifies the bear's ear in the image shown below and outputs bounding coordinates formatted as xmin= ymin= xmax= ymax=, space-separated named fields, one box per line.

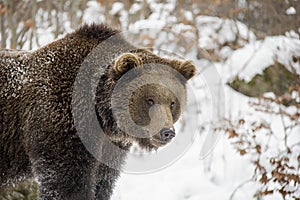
xmin=171 ymin=60 xmax=197 ymax=80
xmin=113 ymin=53 xmax=142 ymax=76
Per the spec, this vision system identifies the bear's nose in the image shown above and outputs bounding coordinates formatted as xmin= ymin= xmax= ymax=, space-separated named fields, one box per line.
xmin=160 ymin=128 xmax=175 ymax=142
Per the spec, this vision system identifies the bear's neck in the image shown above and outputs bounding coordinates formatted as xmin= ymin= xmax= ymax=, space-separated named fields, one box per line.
xmin=94 ymin=73 xmax=134 ymax=150
xmin=33 ymin=31 xmax=134 ymax=151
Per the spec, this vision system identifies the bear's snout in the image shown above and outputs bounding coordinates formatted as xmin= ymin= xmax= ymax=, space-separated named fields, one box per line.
xmin=159 ymin=128 xmax=176 ymax=142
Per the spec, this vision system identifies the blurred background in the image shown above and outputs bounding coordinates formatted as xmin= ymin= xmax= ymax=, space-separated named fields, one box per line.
xmin=0 ymin=0 xmax=299 ymax=200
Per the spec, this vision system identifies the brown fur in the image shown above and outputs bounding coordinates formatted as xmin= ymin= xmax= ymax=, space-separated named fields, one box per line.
xmin=0 ymin=23 xmax=196 ymax=200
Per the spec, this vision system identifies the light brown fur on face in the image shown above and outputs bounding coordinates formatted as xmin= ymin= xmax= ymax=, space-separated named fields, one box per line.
xmin=110 ymin=51 xmax=197 ymax=150
xmin=129 ymin=83 xmax=181 ymax=149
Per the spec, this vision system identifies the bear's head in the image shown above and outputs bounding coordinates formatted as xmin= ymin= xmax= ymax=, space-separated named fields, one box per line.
xmin=102 ymin=49 xmax=196 ymax=150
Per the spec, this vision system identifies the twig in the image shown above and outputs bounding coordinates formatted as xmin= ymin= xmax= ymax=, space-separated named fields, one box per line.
xmin=279 ymin=105 xmax=291 ymax=153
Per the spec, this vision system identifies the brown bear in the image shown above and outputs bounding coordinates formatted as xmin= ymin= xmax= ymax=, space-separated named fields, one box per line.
xmin=0 ymin=24 xmax=196 ymax=200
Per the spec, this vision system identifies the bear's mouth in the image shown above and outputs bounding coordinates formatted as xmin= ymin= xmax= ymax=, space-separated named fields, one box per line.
xmin=150 ymin=137 xmax=169 ymax=148
xmin=135 ymin=135 xmax=171 ymax=150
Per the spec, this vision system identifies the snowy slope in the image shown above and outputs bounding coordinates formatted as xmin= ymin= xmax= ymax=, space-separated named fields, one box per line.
xmin=223 ymin=36 xmax=300 ymax=82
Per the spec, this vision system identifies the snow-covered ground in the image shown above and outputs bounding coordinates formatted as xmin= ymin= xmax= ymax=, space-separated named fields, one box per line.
xmin=112 ymin=131 xmax=255 ymax=200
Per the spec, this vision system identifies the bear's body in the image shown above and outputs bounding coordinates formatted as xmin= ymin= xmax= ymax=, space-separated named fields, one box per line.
xmin=0 ymin=24 xmax=196 ymax=200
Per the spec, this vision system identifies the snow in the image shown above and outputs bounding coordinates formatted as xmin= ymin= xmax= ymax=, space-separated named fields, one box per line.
xmin=113 ymin=134 xmax=256 ymax=200
xmin=184 ymin=11 xmax=193 ymax=22
xmin=110 ymin=2 xmax=124 ymax=15
xmin=221 ymin=36 xmax=300 ymax=82
xmin=129 ymin=3 xmax=142 ymax=14
xmin=286 ymin=7 xmax=296 ymax=15
xmin=83 ymin=1 xmax=106 ymax=24
xmin=129 ymin=20 xmax=166 ymax=31
xmin=195 ymin=16 xmax=256 ymax=50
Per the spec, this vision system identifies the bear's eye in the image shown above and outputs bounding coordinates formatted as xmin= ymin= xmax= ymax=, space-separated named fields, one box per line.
xmin=147 ymin=98 xmax=155 ymax=106
xmin=170 ymin=101 xmax=175 ymax=109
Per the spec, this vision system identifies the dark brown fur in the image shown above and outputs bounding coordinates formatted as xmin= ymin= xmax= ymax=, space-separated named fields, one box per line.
xmin=0 ymin=24 xmax=196 ymax=200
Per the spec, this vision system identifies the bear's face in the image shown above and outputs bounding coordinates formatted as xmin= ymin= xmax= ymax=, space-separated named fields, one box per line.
xmin=129 ymin=83 xmax=182 ymax=149
xmin=108 ymin=50 xmax=196 ymax=150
